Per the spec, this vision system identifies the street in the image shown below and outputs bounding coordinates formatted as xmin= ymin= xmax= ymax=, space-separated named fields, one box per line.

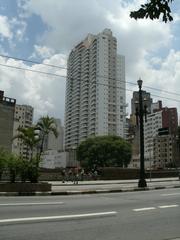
xmin=0 ymin=188 xmax=180 ymax=240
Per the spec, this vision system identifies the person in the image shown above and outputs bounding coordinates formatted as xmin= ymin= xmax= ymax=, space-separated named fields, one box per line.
xmin=68 ymin=169 xmax=73 ymax=182
xmin=73 ymin=168 xmax=79 ymax=184
xmin=61 ymin=169 xmax=66 ymax=183
xmin=93 ymin=170 xmax=98 ymax=180
xmin=80 ymin=168 xmax=85 ymax=181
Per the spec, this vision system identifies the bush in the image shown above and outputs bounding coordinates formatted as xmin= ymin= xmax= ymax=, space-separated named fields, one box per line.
xmin=18 ymin=158 xmax=29 ymax=182
xmin=6 ymin=154 xmax=20 ymax=183
xmin=27 ymin=157 xmax=40 ymax=183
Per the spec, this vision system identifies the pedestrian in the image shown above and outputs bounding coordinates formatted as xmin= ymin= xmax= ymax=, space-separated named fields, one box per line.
xmin=68 ymin=169 xmax=73 ymax=182
xmin=61 ymin=168 xmax=66 ymax=183
xmin=73 ymin=168 xmax=79 ymax=184
xmin=93 ymin=170 xmax=98 ymax=180
xmin=80 ymin=168 xmax=85 ymax=181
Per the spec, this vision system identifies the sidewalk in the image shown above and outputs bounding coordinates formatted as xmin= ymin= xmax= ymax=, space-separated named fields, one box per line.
xmin=50 ymin=177 xmax=180 ymax=195
xmin=0 ymin=178 xmax=179 ymax=196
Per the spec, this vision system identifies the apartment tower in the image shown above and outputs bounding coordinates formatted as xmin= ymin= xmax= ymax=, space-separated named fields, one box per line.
xmin=12 ymin=104 xmax=33 ymax=158
xmin=65 ymin=29 xmax=126 ymax=150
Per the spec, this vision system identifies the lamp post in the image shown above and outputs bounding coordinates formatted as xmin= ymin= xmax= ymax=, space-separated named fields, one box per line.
xmin=136 ymin=78 xmax=147 ymax=188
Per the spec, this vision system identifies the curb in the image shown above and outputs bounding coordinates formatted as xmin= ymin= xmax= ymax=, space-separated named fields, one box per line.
xmin=51 ymin=179 xmax=180 ymax=187
xmin=51 ymin=185 xmax=180 ymax=196
xmin=0 ymin=191 xmax=51 ymax=197
xmin=0 ymin=185 xmax=179 ymax=197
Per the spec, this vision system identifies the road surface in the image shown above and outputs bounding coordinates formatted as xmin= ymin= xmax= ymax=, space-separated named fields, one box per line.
xmin=0 ymin=188 xmax=180 ymax=240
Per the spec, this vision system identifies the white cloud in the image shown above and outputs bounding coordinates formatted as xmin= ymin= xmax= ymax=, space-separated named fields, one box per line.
xmin=10 ymin=18 xmax=27 ymax=42
xmin=30 ymin=45 xmax=55 ymax=59
xmin=0 ymin=15 xmax=27 ymax=52
xmin=0 ymin=15 xmax=13 ymax=39
xmin=126 ymin=49 xmax=180 ymax=114
xmin=0 ymin=54 xmax=67 ymax=122
xmin=2 ymin=0 xmax=180 ymax=121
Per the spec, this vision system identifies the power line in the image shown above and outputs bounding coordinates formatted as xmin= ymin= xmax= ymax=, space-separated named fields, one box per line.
xmin=143 ymin=85 xmax=180 ymax=97
xmin=96 ymin=82 xmax=180 ymax=103
xmin=0 ymin=60 xmax=180 ymax=104
xmin=0 ymin=63 xmax=67 ymax=78
xmin=0 ymin=54 xmax=67 ymax=70
xmin=150 ymin=93 xmax=180 ymax=103
xmin=0 ymin=53 xmax=180 ymax=97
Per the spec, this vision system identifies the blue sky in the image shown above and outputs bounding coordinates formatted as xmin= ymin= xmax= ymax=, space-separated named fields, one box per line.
xmin=0 ymin=0 xmax=47 ymax=59
xmin=0 ymin=0 xmax=180 ymax=122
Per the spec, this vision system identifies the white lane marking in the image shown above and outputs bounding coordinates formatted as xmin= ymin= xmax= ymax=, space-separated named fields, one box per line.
xmin=161 ymin=193 xmax=180 ymax=196
xmin=133 ymin=207 xmax=156 ymax=212
xmin=96 ymin=190 xmax=108 ymax=192
xmin=0 ymin=202 xmax=63 ymax=206
xmin=158 ymin=204 xmax=179 ymax=209
xmin=0 ymin=211 xmax=117 ymax=224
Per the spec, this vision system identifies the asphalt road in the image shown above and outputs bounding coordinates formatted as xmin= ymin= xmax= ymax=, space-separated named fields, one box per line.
xmin=0 ymin=188 xmax=180 ymax=240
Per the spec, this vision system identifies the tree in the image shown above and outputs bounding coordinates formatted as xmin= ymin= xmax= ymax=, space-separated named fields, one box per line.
xmin=130 ymin=0 xmax=174 ymax=23
xmin=13 ymin=126 xmax=40 ymax=162
xmin=36 ymin=115 xmax=58 ymax=159
xmin=77 ymin=136 xmax=132 ymax=170
xmin=6 ymin=153 xmax=20 ymax=183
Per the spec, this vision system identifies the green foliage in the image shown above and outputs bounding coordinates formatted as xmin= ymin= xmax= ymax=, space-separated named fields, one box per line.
xmin=13 ymin=126 xmax=40 ymax=161
xmin=27 ymin=157 xmax=40 ymax=183
xmin=36 ymin=115 xmax=58 ymax=138
xmin=18 ymin=157 xmax=30 ymax=182
xmin=6 ymin=154 xmax=21 ymax=183
xmin=77 ymin=136 xmax=132 ymax=170
xmin=10 ymin=115 xmax=58 ymax=183
xmin=130 ymin=0 xmax=174 ymax=23
xmin=36 ymin=115 xmax=58 ymax=159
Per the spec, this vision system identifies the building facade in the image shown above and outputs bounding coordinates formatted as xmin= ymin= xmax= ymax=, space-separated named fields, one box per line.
xmin=153 ymin=134 xmax=177 ymax=169
xmin=144 ymin=107 xmax=178 ymax=169
xmin=0 ymin=90 xmax=16 ymax=151
xmin=12 ymin=104 xmax=33 ymax=158
xmin=129 ymin=89 xmax=178 ymax=170
xmin=144 ymin=110 xmax=162 ymax=168
xmin=65 ymin=29 xmax=126 ymax=150
xmin=131 ymin=90 xmax=152 ymax=115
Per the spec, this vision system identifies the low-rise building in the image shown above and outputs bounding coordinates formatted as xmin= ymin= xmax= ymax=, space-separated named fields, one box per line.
xmin=153 ymin=133 xmax=178 ymax=169
xmin=0 ymin=90 xmax=16 ymax=152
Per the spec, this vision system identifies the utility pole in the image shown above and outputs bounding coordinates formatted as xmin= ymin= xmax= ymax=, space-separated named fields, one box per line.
xmin=136 ymin=78 xmax=147 ymax=188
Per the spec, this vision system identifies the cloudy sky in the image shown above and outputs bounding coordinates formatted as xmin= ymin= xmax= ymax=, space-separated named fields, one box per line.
xmin=0 ymin=0 xmax=180 ymax=123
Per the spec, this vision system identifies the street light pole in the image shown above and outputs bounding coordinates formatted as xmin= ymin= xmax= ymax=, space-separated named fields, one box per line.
xmin=137 ymin=78 xmax=147 ymax=188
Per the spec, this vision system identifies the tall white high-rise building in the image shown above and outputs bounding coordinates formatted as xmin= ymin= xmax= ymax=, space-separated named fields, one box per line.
xmin=12 ymin=105 xmax=33 ymax=158
xmin=65 ymin=29 xmax=126 ymax=150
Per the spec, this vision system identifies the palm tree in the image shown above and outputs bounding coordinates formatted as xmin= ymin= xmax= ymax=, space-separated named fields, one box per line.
xmin=36 ymin=115 xmax=58 ymax=159
xmin=13 ymin=126 xmax=40 ymax=162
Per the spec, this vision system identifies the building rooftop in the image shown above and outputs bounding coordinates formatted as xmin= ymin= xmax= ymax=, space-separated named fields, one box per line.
xmin=0 ymin=90 xmax=16 ymax=106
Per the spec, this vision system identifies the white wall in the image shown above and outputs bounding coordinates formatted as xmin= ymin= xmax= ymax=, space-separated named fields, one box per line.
xmin=40 ymin=150 xmax=67 ymax=169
